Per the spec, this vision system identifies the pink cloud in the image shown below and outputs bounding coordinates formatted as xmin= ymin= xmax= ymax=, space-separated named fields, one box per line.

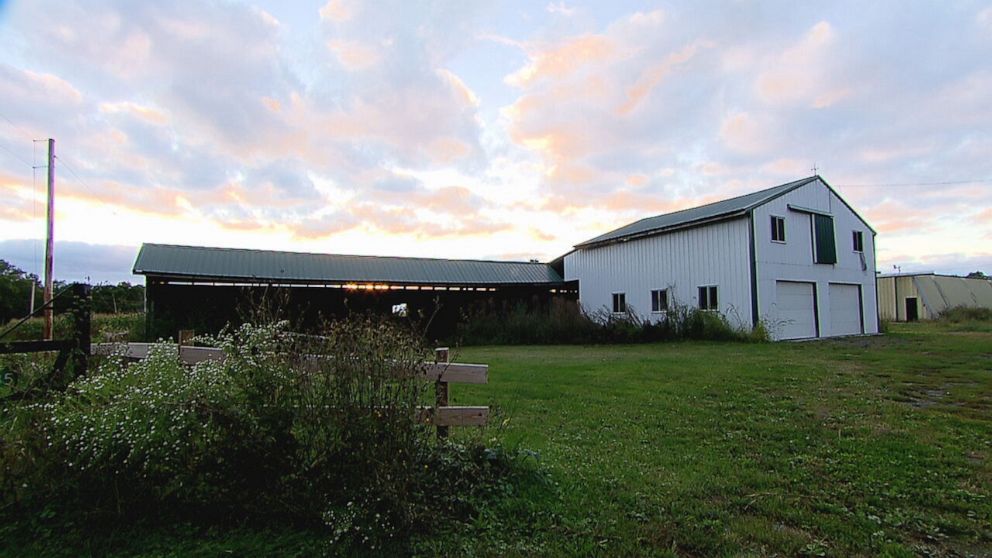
xmin=507 ymin=34 xmax=618 ymax=88
xmin=327 ymin=39 xmax=382 ymax=70
xmin=618 ymin=40 xmax=712 ymax=115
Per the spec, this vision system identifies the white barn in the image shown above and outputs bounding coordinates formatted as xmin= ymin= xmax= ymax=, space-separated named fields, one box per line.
xmin=563 ymin=176 xmax=879 ymax=340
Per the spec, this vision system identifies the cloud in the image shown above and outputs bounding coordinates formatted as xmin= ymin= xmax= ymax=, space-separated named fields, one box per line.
xmin=0 ymin=1 xmax=989 ymax=276
xmin=619 ymin=39 xmax=712 ymax=115
xmin=546 ymin=2 xmax=575 ymax=17
xmin=979 ymin=7 xmax=992 ymax=33
xmin=506 ymin=34 xmax=618 ymax=88
xmin=754 ymin=21 xmax=851 ymax=108
xmin=319 ymin=0 xmax=356 ymax=22
xmin=327 ymin=39 xmax=382 ymax=70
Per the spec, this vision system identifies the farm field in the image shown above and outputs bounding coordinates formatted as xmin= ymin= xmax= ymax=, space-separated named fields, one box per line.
xmin=3 ymin=321 xmax=991 ymax=556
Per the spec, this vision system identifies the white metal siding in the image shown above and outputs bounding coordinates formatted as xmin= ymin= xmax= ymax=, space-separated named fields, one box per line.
xmin=774 ymin=281 xmax=817 ymax=339
xmin=829 ymin=283 xmax=862 ymax=335
xmin=563 ymin=217 xmax=752 ymax=328
xmin=751 ymin=178 xmax=878 ymax=339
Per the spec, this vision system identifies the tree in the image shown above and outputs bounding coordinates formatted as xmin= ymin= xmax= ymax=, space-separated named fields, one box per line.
xmin=965 ymin=271 xmax=988 ymax=280
xmin=0 ymin=260 xmax=42 ymax=324
xmin=91 ymin=282 xmax=145 ymax=314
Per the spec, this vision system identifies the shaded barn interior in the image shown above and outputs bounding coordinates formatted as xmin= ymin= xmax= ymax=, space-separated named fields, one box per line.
xmin=135 ymin=244 xmax=577 ymax=341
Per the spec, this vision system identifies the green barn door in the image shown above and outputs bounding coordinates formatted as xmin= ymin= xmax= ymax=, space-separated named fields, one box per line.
xmin=813 ymin=214 xmax=837 ymax=264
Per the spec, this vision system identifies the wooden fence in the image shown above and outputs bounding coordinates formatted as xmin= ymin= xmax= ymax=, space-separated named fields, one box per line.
xmin=0 ymin=283 xmax=92 ymax=390
xmin=91 ymin=339 xmax=488 ymax=436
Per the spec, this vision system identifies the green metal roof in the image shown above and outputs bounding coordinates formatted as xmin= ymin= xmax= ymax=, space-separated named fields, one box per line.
xmin=575 ymin=176 xmax=820 ymax=248
xmin=133 ymin=244 xmax=565 ymax=286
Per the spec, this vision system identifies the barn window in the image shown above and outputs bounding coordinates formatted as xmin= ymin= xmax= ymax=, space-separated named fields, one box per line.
xmin=698 ymin=286 xmax=718 ymax=310
xmin=650 ymin=289 xmax=669 ymax=312
xmin=612 ymin=292 xmax=626 ymax=313
xmin=813 ymin=214 xmax=837 ymax=264
xmin=852 ymin=230 xmax=864 ymax=252
xmin=771 ymin=216 xmax=786 ymax=242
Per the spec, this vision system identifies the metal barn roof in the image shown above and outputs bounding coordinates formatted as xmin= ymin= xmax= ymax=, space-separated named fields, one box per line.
xmin=575 ymin=176 xmax=821 ymax=248
xmin=133 ymin=244 xmax=565 ymax=286
xmin=895 ymin=274 xmax=992 ymax=314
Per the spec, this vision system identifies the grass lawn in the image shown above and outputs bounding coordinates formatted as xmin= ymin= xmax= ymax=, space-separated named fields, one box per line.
xmin=436 ymin=321 xmax=992 ymax=557
xmin=3 ymin=321 xmax=990 ymax=556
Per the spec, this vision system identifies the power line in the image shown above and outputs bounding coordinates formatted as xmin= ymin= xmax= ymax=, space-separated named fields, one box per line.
xmin=836 ymin=178 xmax=992 ymax=188
xmin=0 ymin=111 xmax=35 ymax=142
xmin=0 ymin=140 xmax=33 ymax=167
xmin=54 ymin=154 xmax=119 ymax=216
xmin=54 ymin=154 xmax=98 ymax=196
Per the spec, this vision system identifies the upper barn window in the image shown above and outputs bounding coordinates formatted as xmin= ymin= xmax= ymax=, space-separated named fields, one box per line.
xmin=771 ymin=216 xmax=786 ymax=242
xmin=852 ymin=230 xmax=864 ymax=253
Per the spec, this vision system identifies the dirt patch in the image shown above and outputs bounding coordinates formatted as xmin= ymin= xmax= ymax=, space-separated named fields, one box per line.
xmin=904 ymin=388 xmax=949 ymax=409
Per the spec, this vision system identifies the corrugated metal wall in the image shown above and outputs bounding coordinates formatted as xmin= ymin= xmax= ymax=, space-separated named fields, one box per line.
xmin=563 ymin=218 xmax=753 ymax=328
xmin=878 ymin=275 xmax=992 ymax=320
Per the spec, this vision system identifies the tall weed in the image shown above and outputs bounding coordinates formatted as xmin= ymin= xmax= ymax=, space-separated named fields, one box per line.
xmin=1 ymin=318 xmax=527 ymax=552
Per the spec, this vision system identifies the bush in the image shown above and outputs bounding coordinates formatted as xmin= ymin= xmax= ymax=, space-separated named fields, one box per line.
xmin=455 ymin=299 xmax=767 ymax=345
xmin=1 ymin=318 xmax=527 ymax=552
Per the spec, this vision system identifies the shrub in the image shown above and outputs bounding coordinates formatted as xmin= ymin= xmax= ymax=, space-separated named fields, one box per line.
xmin=1 ymin=318 xmax=526 ymax=552
xmin=455 ymin=299 xmax=766 ymax=345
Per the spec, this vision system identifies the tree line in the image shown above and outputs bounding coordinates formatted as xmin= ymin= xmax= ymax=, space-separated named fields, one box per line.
xmin=0 ymin=259 xmax=145 ymax=323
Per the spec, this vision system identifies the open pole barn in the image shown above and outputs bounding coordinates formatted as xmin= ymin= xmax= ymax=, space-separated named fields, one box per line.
xmin=133 ymin=244 xmax=576 ymax=340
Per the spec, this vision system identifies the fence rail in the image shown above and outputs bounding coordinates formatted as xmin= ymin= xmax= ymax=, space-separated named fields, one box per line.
xmin=91 ymin=339 xmax=488 ymax=435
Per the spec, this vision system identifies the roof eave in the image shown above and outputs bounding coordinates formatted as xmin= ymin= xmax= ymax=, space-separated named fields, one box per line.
xmin=574 ymin=210 xmax=748 ymax=249
xmin=139 ymin=271 xmax=565 ymax=287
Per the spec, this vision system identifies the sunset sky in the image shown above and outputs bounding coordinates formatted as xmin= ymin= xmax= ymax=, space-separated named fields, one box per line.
xmin=1 ymin=0 xmax=990 ymax=284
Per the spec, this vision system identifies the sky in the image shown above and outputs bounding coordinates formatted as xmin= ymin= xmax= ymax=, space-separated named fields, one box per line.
xmin=0 ymin=0 xmax=990 ymax=285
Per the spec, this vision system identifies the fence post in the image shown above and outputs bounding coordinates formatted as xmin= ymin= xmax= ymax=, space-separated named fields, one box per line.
xmin=70 ymin=283 xmax=92 ymax=378
xmin=178 ymin=329 xmax=194 ymax=363
xmin=435 ymin=347 xmax=450 ymax=439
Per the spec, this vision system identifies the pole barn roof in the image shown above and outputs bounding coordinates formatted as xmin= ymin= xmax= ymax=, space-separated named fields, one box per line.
xmin=133 ymin=243 xmax=565 ymax=286
xmin=573 ymin=175 xmax=874 ymax=249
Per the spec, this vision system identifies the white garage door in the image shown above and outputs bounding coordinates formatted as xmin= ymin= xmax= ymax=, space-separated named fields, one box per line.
xmin=775 ymin=281 xmax=817 ymax=340
xmin=829 ymin=283 xmax=862 ymax=336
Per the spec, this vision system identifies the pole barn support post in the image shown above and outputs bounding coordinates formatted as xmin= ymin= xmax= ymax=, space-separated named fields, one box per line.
xmin=435 ymin=347 xmax=450 ymax=439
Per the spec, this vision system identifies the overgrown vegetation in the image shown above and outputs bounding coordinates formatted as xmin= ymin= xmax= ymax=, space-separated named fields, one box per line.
xmin=2 ymin=320 xmax=990 ymax=555
xmin=938 ymin=305 xmax=992 ymax=323
xmin=1 ymin=319 xmax=532 ymax=555
xmin=0 ymin=259 xmax=143 ymax=324
xmin=455 ymin=298 xmax=768 ymax=345
xmin=1 ymin=312 xmax=146 ymax=342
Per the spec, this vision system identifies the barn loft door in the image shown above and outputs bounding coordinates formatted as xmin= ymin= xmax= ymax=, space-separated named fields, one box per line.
xmin=813 ymin=214 xmax=837 ymax=264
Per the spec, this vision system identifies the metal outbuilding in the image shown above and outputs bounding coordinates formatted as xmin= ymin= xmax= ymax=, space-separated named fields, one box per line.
xmin=877 ymin=273 xmax=992 ymax=321
xmin=133 ymin=244 xmax=575 ymax=339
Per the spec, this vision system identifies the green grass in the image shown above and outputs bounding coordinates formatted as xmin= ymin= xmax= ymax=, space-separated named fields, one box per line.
xmin=440 ymin=321 xmax=992 ymax=556
xmin=4 ymin=321 xmax=991 ymax=556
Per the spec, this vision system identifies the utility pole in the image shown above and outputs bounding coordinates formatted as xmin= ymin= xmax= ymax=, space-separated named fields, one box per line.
xmin=43 ymin=138 xmax=55 ymax=340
